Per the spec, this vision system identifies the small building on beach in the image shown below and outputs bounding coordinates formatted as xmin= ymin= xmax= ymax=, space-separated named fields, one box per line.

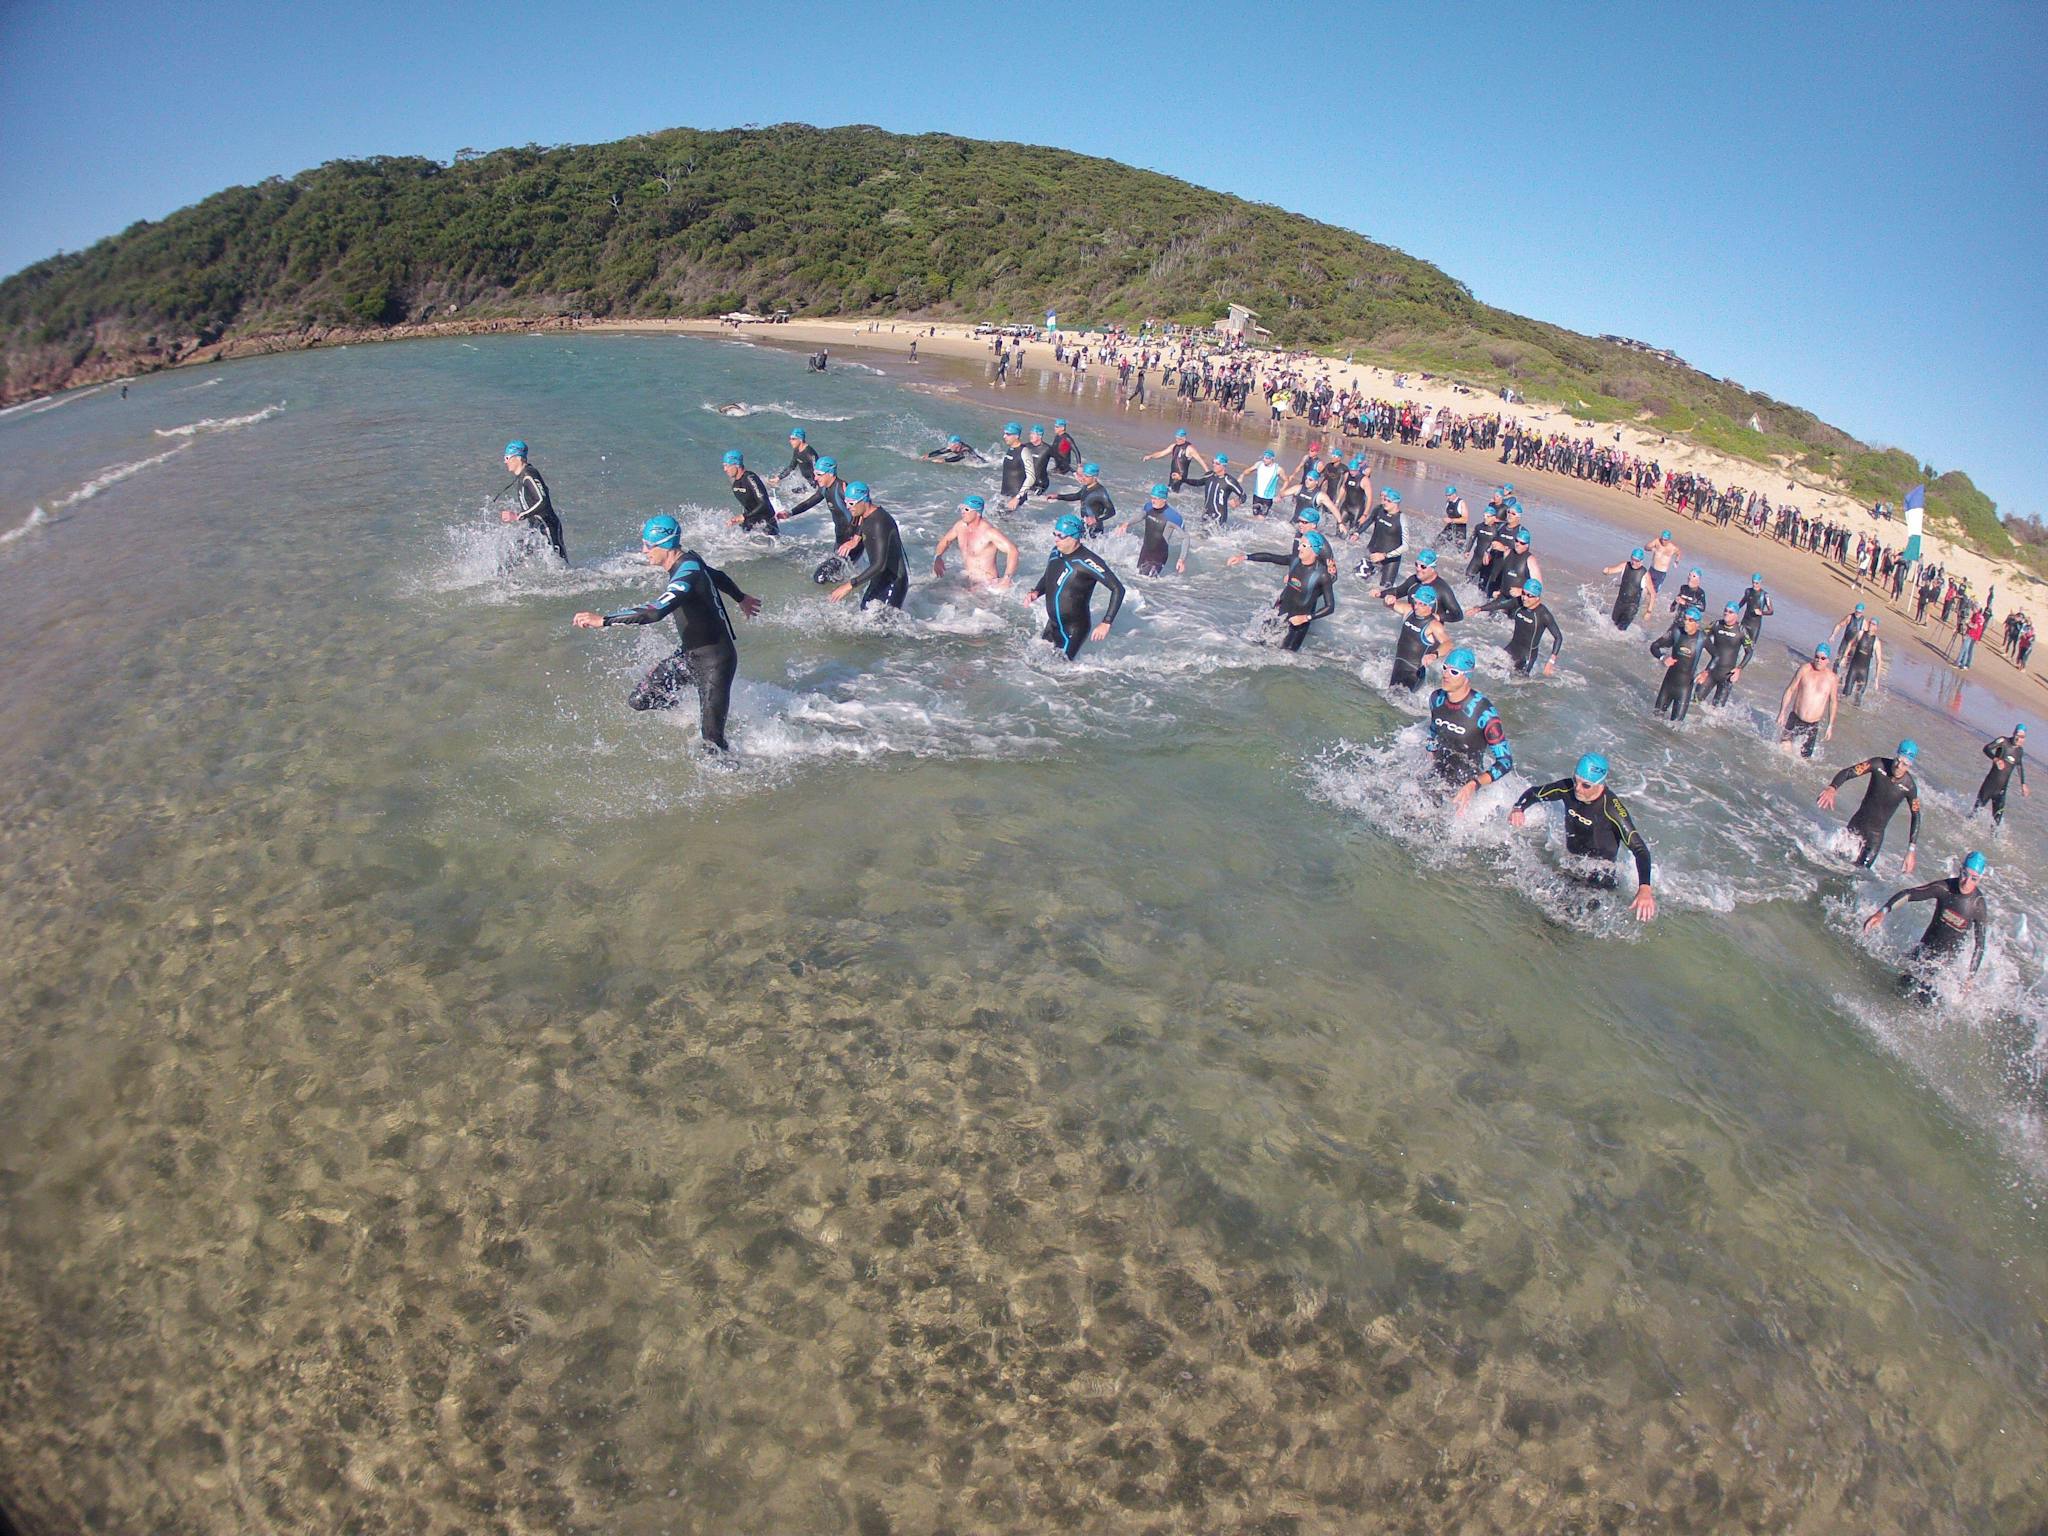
xmin=1217 ymin=304 xmax=1271 ymax=341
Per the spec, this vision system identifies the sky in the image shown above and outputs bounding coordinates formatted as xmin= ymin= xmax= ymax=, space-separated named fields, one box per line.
xmin=3 ymin=0 xmax=2043 ymax=514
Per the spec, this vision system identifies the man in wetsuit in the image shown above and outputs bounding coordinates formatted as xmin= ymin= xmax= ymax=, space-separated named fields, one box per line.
xmin=1383 ymin=583 xmax=1449 ymax=689
xmin=1475 ymin=506 xmax=1525 ymax=594
xmin=1480 ymin=578 xmax=1563 ymax=677
xmin=1024 ymin=513 xmax=1125 ymax=658
xmin=1509 ymin=751 xmax=1657 ymax=921
xmin=828 ymin=484 xmax=909 ymax=610
xmin=722 ymin=449 xmax=779 ymax=535
xmin=1466 ymin=503 xmax=1505 ymax=581
xmin=1229 ymin=529 xmax=1338 ymax=653
xmin=1049 ymin=463 xmax=1117 ymax=536
xmin=499 ymin=440 xmax=568 ymax=561
xmin=1841 ymin=616 xmax=1884 ymax=704
xmin=1425 ymin=647 xmax=1514 ymax=815
xmin=1181 ymin=453 xmax=1246 ymax=527
xmin=779 ymin=454 xmax=862 ymax=581
xmin=783 ymin=429 xmax=819 ymax=487
xmin=1284 ymin=469 xmax=1337 ymax=525
xmin=1603 ymin=548 xmax=1650 ymax=630
xmin=1667 ymin=568 xmax=1707 ymax=618
xmin=997 ymin=423 xmax=1030 ymax=510
xmin=1776 ymin=644 xmax=1840 ymax=757
xmin=922 ymin=434 xmax=989 ymax=464
xmin=1489 ymin=525 xmax=1541 ymax=600
xmin=1972 ymin=726 xmax=2028 ymax=826
xmin=1022 ymin=425 xmax=1057 ymax=497
xmin=932 ymin=494 xmax=1019 ymax=589
xmin=1649 ymin=607 xmax=1705 ymax=722
xmin=572 ymin=514 xmax=759 ymax=750
xmin=1358 ymin=489 xmax=1407 ymax=587
xmin=1117 ymin=485 xmax=1188 ymax=577
xmin=1381 ymin=549 xmax=1465 ymax=621
xmin=1737 ymin=574 xmax=1774 ymax=646
xmin=1695 ymin=602 xmax=1755 ymax=705
xmin=1863 ymin=851 xmax=1991 ymax=995
xmin=1831 ymin=601 xmax=1871 ymax=660
xmin=1048 ymin=419 xmax=1080 ymax=475
xmin=1438 ymin=486 xmax=1470 ymax=550
xmin=1142 ymin=428 xmax=1199 ymax=490
xmin=1817 ymin=739 xmax=1922 ymax=870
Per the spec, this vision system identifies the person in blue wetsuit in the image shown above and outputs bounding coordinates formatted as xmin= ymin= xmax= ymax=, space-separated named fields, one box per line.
xmin=1116 ymin=484 xmax=1187 ymax=576
xmin=1864 ymin=850 xmax=1992 ymax=995
xmin=1816 ymin=739 xmax=1922 ymax=871
xmin=1509 ymin=752 xmax=1658 ymax=920
xmin=572 ymin=515 xmax=760 ymax=750
xmin=1425 ymin=647 xmax=1514 ymax=815
xmin=1024 ymin=514 xmax=1125 ymax=658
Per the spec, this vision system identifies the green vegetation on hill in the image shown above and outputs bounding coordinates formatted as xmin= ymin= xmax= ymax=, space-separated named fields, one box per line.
xmin=0 ymin=123 xmax=2010 ymax=553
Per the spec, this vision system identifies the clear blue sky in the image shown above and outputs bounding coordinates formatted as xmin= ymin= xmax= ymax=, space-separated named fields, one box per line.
xmin=3 ymin=0 xmax=2042 ymax=514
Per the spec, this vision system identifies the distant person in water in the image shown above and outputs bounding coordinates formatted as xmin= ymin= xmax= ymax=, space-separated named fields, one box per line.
xmin=572 ymin=515 xmax=758 ymax=750
xmin=1972 ymin=726 xmax=2028 ymax=827
xmin=1776 ymin=643 xmax=1839 ymax=757
xmin=1509 ymin=751 xmax=1658 ymax=921
xmin=499 ymin=439 xmax=567 ymax=561
xmin=922 ymin=434 xmax=988 ymax=464
xmin=932 ymin=495 xmax=1018 ymax=589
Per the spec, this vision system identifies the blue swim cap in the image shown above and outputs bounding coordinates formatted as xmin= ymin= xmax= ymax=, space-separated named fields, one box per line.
xmin=1054 ymin=418 xmax=1067 ymax=429
xmin=1349 ymin=455 xmax=1364 ymax=469
xmin=1815 ymin=642 xmax=1832 ymax=658
xmin=1751 ymin=572 xmax=1764 ymax=583
xmin=1031 ymin=424 xmax=1045 ymax=435
xmin=845 ymin=481 xmax=872 ymax=503
xmin=1661 ymin=528 xmax=1672 ymax=539
xmin=1082 ymin=462 xmax=1101 ymax=476
xmin=1501 ymin=483 xmax=1515 ymax=494
xmin=2017 ymin=724 xmax=2029 ymax=735
xmin=503 ymin=439 xmax=528 ymax=458
xmin=1514 ymin=528 xmax=1530 ymax=543
xmin=1297 ymin=509 xmax=1321 ymax=525
xmin=1305 ymin=470 xmax=1322 ymax=482
xmin=1854 ymin=602 xmax=1865 ymax=612
xmin=1418 ymin=548 xmax=1438 ymax=565
xmin=1004 ymin=421 xmax=1021 ymax=435
xmin=1151 ymin=483 xmax=1170 ymax=499
xmin=1684 ymin=606 xmax=1703 ymax=621
xmin=1964 ymin=850 xmax=1989 ymax=875
xmin=640 ymin=514 xmax=681 ymax=549
xmin=1524 ymin=579 xmax=1544 ymax=598
xmin=1384 ymin=490 xmax=1401 ymax=503
xmin=1216 ymin=453 xmax=1229 ymax=465
xmin=1445 ymin=485 xmax=1459 ymax=496
xmin=1413 ymin=584 xmax=1439 ymax=607
xmin=789 ymin=428 xmax=807 ymax=441
xmin=1724 ymin=600 xmax=1741 ymax=613
xmin=722 ymin=449 xmax=744 ymax=466
xmin=1575 ymin=752 xmax=1610 ymax=785
xmin=1444 ymin=647 xmax=1476 ymax=673
xmin=815 ymin=456 xmax=837 ymax=475
xmin=963 ymin=494 xmax=986 ymax=512
xmin=1897 ymin=738 xmax=1919 ymax=759
xmin=1302 ymin=531 xmax=1329 ymax=554
xmin=1631 ymin=547 xmax=1646 ymax=561
xmin=1052 ymin=513 xmax=1084 ymax=539
xmin=1175 ymin=428 xmax=1188 ymax=439
xmin=1262 ymin=449 xmax=1276 ymax=460
xmin=947 ymin=434 xmax=963 ymax=445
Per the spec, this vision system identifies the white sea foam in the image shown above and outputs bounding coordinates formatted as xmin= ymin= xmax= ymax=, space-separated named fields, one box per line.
xmin=48 ymin=444 xmax=191 ymax=509
xmin=154 ymin=402 xmax=285 ymax=438
xmin=0 ymin=506 xmax=50 ymax=545
xmin=698 ymin=400 xmax=861 ymax=422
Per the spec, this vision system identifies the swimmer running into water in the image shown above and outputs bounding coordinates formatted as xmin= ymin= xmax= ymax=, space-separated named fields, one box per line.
xmin=1776 ymin=644 xmax=1840 ymax=757
xmin=1863 ymin=851 xmax=1991 ymax=996
xmin=1023 ymin=514 xmax=1125 ymax=658
xmin=1816 ymin=740 xmax=1922 ymax=871
xmin=931 ymin=495 xmax=1018 ymax=588
xmin=1423 ymin=647 xmax=1514 ymax=816
xmin=1509 ymin=752 xmax=1658 ymax=921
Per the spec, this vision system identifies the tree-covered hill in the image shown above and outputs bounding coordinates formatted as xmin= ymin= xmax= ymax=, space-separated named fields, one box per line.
xmin=0 ymin=122 xmax=2003 ymax=547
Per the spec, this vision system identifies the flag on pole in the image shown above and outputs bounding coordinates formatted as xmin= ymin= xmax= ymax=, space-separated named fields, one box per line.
xmin=1902 ymin=483 xmax=1925 ymax=564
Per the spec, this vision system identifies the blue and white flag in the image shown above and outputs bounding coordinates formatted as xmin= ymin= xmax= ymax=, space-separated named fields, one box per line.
xmin=1902 ymin=483 xmax=1925 ymax=563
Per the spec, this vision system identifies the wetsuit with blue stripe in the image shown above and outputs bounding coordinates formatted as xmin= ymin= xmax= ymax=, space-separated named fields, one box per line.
xmin=1512 ymin=779 xmax=1653 ymax=890
xmin=601 ymin=549 xmax=749 ymax=749
xmin=1426 ymin=687 xmax=1513 ymax=790
xmin=1031 ymin=543 xmax=1125 ymax=658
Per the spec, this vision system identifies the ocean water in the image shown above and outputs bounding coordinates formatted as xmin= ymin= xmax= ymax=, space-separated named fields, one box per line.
xmin=1 ymin=333 xmax=2045 ymax=1535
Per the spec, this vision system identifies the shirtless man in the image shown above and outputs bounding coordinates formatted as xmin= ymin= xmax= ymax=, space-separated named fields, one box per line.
xmin=1776 ymin=643 xmax=1841 ymax=758
xmin=1645 ymin=529 xmax=1682 ymax=599
xmin=931 ymin=495 xmax=1018 ymax=589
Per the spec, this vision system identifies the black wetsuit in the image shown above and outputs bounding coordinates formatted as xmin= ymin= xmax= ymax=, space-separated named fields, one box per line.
xmin=1288 ymin=485 xmax=1323 ymax=524
xmin=1879 ymin=877 xmax=1989 ymax=985
xmin=1389 ymin=609 xmax=1440 ymax=689
xmin=784 ymin=441 xmax=819 ymax=486
xmin=845 ymin=506 xmax=909 ymax=609
xmin=1384 ymin=570 xmax=1465 ymax=622
xmin=1480 ymin=595 xmax=1563 ymax=675
xmin=926 ymin=443 xmax=988 ymax=464
xmin=1975 ymin=737 xmax=2026 ymax=824
xmin=1050 ymin=482 xmax=1117 ymax=536
xmin=1247 ymin=550 xmax=1336 ymax=653
xmin=602 ymin=549 xmax=748 ymax=749
xmin=1183 ymin=469 xmax=1245 ymax=527
xmin=1513 ymin=779 xmax=1653 ymax=890
xmin=781 ymin=477 xmax=858 ymax=547
xmin=512 ymin=464 xmax=568 ymax=561
xmin=1648 ymin=625 xmax=1703 ymax=721
xmin=1611 ymin=563 xmax=1648 ymax=629
xmin=1163 ymin=442 xmax=1196 ymax=490
xmin=1023 ymin=440 xmax=1056 ymax=496
xmin=1842 ymin=629 xmax=1880 ymax=702
xmin=1049 ymin=431 xmax=1079 ymax=474
xmin=1132 ymin=505 xmax=1184 ymax=577
xmin=999 ymin=444 xmax=1029 ymax=502
xmin=1426 ymin=686 xmax=1513 ymax=789
xmin=1466 ymin=515 xmax=1503 ymax=579
xmin=1031 ymin=543 xmax=1125 ymax=658
xmin=1738 ymin=585 xmax=1773 ymax=645
xmin=1668 ymin=580 xmax=1707 ymax=617
xmin=1360 ymin=504 xmax=1406 ymax=583
xmin=1828 ymin=756 xmax=1921 ymax=867
xmin=1698 ymin=620 xmax=1754 ymax=704
xmin=1438 ymin=498 xmax=1470 ymax=550
xmin=729 ymin=469 xmax=778 ymax=535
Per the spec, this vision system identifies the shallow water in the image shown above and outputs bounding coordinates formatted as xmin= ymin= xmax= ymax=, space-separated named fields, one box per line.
xmin=1 ymin=335 xmax=2045 ymax=1534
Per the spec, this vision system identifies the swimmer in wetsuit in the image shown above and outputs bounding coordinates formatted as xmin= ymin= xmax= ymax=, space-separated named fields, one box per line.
xmin=1381 ymin=549 xmax=1465 ymax=621
xmin=779 ymin=455 xmax=863 ymax=581
xmin=1479 ymin=578 xmax=1563 ymax=677
xmin=1229 ymin=528 xmax=1337 ymax=653
xmin=1602 ymin=548 xmax=1650 ymax=630
xmin=572 ymin=515 xmax=759 ymax=750
xmin=1695 ymin=602 xmax=1754 ymax=705
xmin=996 ymin=423 xmax=1030 ymax=510
xmin=1384 ymin=583 xmax=1450 ymax=689
xmin=1509 ymin=751 xmax=1657 ymax=921
xmin=1024 ymin=514 xmax=1125 ymax=658
xmin=722 ymin=448 xmax=779 ymax=535
xmin=1048 ymin=419 xmax=1079 ymax=474
xmin=1648 ymin=607 xmax=1705 ymax=722
xmin=1181 ymin=453 xmax=1246 ymax=527
xmin=1115 ymin=484 xmax=1187 ymax=577
xmin=1142 ymin=428 xmax=1199 ymax=491
xmin=1863 ymin=851 xmax=1991 ymax=995
xmin=922 ymin=434 xmax=989 ymax=464
xmin=499 ymin=440 xmax=568 ymax=561
xmin=1737 ymin=575 xmax=1774 ymax=646
xmin=1357 ymin=489 xmax=1407 ymax=587
xmin=1667 ymin=568 xmax=1707 ymax=619
xmin=1437 ymin=486 xmax=1470 ymax=550
xmin=1424 ymin=646 xmax=1514 ymax=816
xmin=1049 ymin=463 xmax=1117 ymax=536
xmin=1973 ymin=726 xmax=2029 ymax=826
xmin=1816 ymin=740 xmax=1922 ymax=871
xmin=1841 ymin=617 xmax=1884 ymax=704
xmin=828 ymin=483 xmax=909 ymax=610
xmin=783 ymin=429 xmax=819 ymax=487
